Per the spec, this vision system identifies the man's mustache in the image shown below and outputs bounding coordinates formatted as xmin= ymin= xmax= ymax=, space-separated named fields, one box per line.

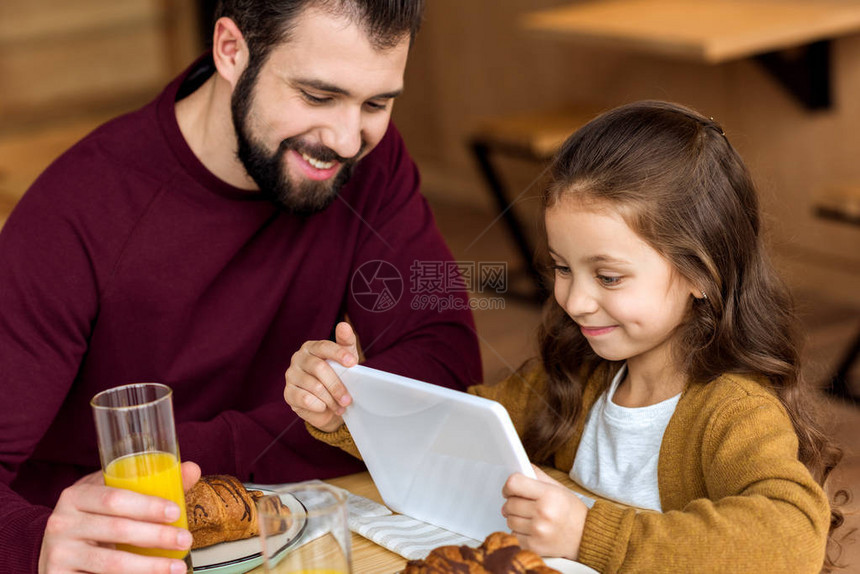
xmin=278 ymin=137 xmax=366 ymax=164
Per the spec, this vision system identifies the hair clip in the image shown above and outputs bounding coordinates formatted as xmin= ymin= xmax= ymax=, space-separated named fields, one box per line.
xmin=709 ymin=117 xmax=727 ymax=137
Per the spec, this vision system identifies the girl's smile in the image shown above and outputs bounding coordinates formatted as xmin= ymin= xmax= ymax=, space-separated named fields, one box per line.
xmin=578 ymin=325 xmax=617 ymax=337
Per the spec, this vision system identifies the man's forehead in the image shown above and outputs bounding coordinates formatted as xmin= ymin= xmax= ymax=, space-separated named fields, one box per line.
xmin=264 ymin=8 xmax=409 ymax=93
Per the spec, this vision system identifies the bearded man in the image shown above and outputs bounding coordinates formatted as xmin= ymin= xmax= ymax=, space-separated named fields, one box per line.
xmin=0 ymin=1 xmax=481 ymax=572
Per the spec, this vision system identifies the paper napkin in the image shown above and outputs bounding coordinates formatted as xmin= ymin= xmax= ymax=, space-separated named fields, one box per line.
xmin=339 ymin=488 xmax=479 ymax=560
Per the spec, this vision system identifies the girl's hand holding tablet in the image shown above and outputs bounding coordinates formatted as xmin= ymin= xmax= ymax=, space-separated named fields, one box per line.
xmin=502 ymin=466 xmax=587 ymax=560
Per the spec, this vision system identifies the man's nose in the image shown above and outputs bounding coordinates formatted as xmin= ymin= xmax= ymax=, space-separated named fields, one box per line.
xmin=321 ymin=106 xmax=363 ymax=160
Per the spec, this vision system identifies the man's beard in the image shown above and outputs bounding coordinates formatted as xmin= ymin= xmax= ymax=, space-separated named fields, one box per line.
xmin=231 ymin=69 xmax=364 ymax=215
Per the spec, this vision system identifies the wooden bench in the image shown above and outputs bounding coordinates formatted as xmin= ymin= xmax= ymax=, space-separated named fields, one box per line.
xmin=468 ymin=107 xmax=598 ymax=301
xmin=814 ymin=185 xmax=860 ymax=226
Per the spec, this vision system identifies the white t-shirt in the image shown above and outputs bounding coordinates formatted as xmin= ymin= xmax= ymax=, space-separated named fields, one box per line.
xmin=569 ymin=364 xmax=681 ymax=511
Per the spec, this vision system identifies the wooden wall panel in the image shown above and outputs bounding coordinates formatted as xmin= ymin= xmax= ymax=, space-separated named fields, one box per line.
xmin=0 ymin=0 xmax=199 ymax=129
xmin=0 ymin=0 xmax=157 ymax=41
xmin=1 ymin=25 xmax=168 ymax=115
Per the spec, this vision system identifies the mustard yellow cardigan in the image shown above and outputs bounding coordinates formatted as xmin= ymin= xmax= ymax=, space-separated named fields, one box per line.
xmin=309 ymin=365 xmax=831 ymax=573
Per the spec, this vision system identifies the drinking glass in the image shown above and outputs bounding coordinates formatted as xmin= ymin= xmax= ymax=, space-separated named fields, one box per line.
xmin=91 ymin=382 xmax=192 ymax=571
xmin=257 ymin=483 xmax=352 ymax=574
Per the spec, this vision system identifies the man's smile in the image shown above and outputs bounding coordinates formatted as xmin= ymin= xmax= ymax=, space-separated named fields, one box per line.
xmin=289 ymin=149 xmax=341 ymax=181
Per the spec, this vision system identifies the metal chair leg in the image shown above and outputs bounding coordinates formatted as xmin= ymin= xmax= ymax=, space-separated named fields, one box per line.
xmin=470 ymin=140 xmax=547 ymax=302
xmin=826 ymin=326 xmax=860 ymax=404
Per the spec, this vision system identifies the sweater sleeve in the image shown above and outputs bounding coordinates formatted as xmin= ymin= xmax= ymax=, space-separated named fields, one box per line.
xmin=304 ymin=422 xmax=361 ymax=459
xmin=577 ymin=392 xmax=831 ymax=574
xmin=0 ymin=183 xmax=100 ymax=572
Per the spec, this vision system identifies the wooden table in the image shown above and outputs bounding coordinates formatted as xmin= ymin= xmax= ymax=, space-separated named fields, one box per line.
xmin=249 ymin=468 xmax=578 ymax=573
xmin=522 ymin=0 xmax=860 ymax=64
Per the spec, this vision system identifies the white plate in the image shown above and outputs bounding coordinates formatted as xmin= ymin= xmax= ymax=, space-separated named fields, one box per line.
xmin=191 ymin=489 xmax=306 ymax=574
xmin=544 ymin=557 xmax=600 ymax=574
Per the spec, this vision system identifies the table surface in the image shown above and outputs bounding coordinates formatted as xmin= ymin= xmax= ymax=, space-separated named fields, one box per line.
xmin=248 ymin=468 xmax=579 ymax=573
xmin=522 ymin=0 xmax=860 ymax=64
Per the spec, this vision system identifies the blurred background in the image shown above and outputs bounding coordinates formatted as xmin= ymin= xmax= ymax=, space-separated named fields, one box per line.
xmin=1 ymin=0 xmax=858 ymax=568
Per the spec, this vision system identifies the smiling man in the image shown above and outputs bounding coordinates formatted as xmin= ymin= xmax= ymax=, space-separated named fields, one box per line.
xmin=185 ymin=2 xmax=410 ymax=214
xmin=0 ymin=2 xmax=481 ymax=573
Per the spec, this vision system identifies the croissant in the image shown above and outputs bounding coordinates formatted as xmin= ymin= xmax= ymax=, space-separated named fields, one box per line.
xmin=185 ymin=474 xmax=283 ymax=549
xmin=404 ymin=531 xmax=561 ymax=574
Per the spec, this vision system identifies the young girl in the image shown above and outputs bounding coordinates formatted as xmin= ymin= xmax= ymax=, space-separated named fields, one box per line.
xmin=284 ymin=100 xmax=843 ymax=573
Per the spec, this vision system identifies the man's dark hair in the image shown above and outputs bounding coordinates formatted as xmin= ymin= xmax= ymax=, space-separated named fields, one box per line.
xmin=214 ymin=0 xmax=424 ymax=69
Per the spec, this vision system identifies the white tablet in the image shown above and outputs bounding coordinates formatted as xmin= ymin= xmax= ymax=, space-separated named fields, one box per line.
xmin=328 ymin=361 xmax=535 ymax=541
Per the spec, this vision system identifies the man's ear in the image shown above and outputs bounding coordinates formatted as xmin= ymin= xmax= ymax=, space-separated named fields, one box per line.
xmin=212 ymin=17 xmax=248 ymax=89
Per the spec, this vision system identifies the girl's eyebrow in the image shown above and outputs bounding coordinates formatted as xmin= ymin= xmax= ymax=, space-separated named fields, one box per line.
xmin=586 ymin=254 xmax=631 ymax=265
xmin=548 ymin=248 xmax=630 ymax=265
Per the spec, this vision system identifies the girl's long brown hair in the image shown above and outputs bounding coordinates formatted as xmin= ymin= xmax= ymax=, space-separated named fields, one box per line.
xmin=521 ymin=100 xmax=846 ymax=569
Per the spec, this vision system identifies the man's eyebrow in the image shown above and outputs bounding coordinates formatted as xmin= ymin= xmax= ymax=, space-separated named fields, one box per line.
xmin=294 ymin=78 xmax=403 ymax=99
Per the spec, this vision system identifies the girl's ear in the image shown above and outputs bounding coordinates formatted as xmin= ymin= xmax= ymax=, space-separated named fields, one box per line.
xmin=690 ymin=285 xmax=707 ymax=300
xmin=212 ymin=17 xmax=249 ymax=89
xmin=677 ymin=271 xmax=706 ymax=300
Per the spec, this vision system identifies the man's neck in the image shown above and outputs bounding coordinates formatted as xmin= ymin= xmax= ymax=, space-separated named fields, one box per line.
xmin=174 ymin=74 xmax=257 ymax=190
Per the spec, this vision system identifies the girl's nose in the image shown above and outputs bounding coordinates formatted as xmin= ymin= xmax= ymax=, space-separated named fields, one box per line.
xmin=559 ymin=279 xmax=599 ymax=318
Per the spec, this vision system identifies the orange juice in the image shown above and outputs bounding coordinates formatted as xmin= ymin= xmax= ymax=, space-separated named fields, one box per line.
xmin=104 ymin=451 xmax=188 ymax=559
